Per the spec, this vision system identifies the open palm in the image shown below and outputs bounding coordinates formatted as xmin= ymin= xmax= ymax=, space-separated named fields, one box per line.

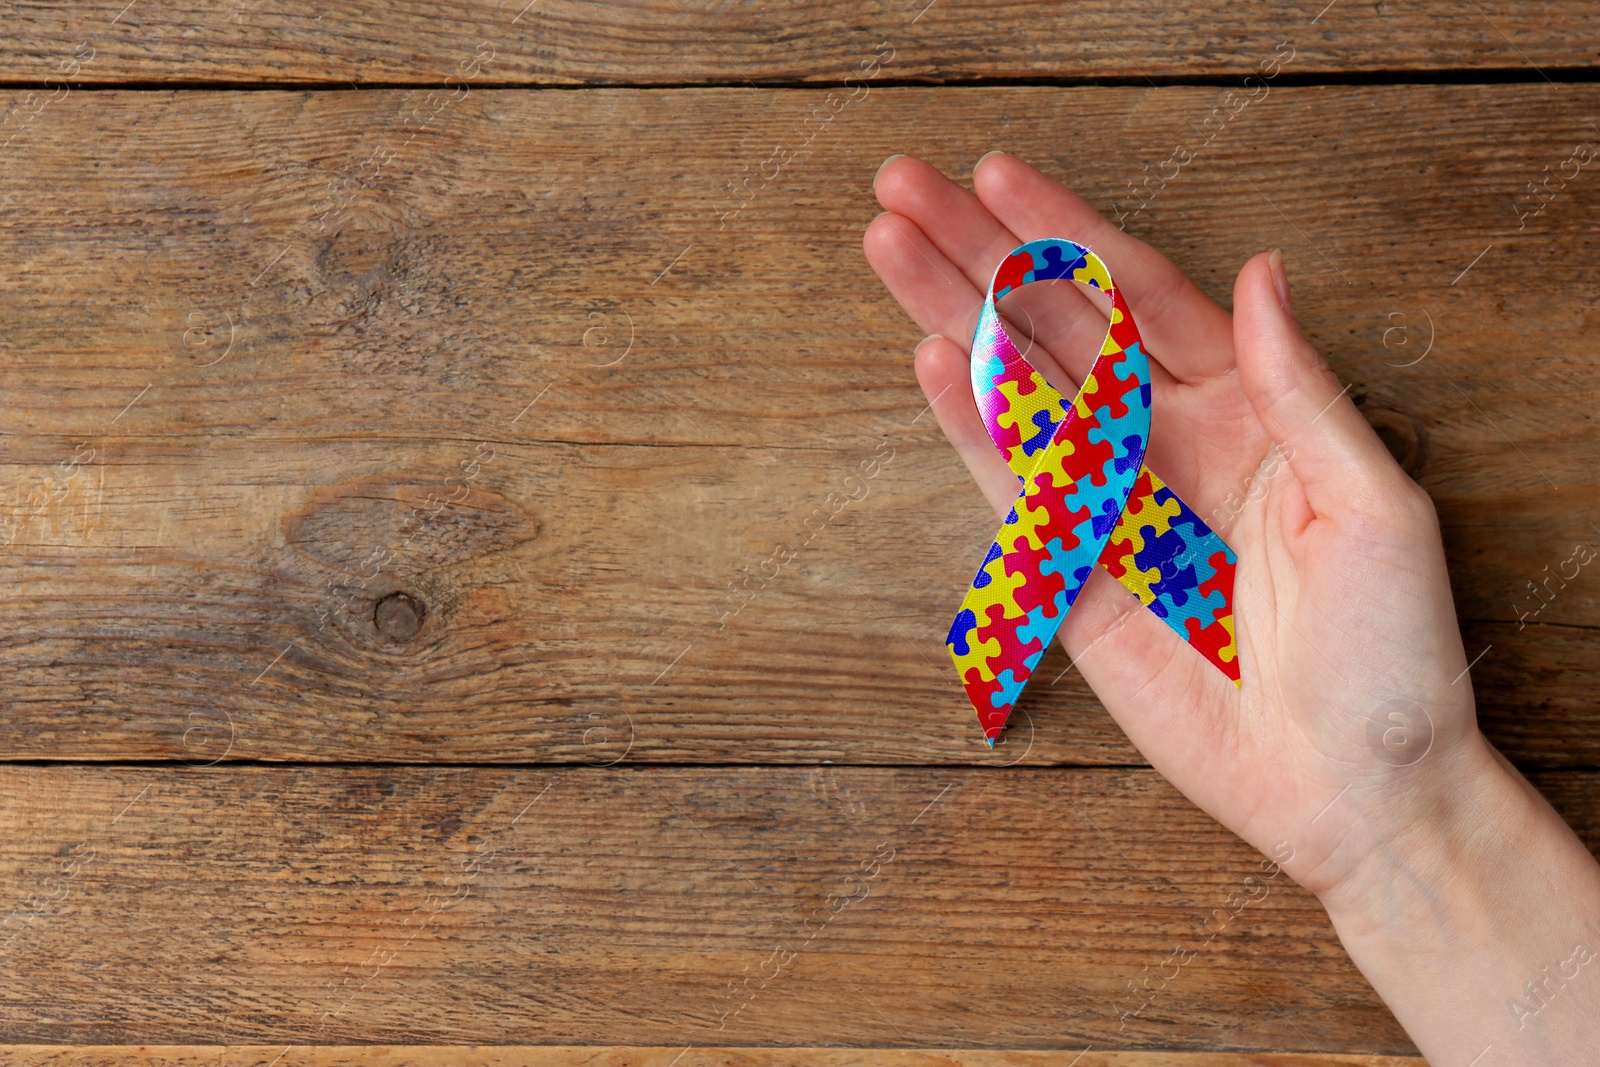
xmin=865 ymin=153 xmax=1478 ymax=895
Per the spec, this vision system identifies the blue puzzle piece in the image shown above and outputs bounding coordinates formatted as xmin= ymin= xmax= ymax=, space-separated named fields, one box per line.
xmin=1022 ymin=408 xmax=1060 ymax=457
xmin=1153 ymin=586 xmax=1227 ymax=631
xmin=1148 ymin=565 xmax=1200 ymax=616
xmin=1154 ymin=483 xmax=1210 ymax=541
xmin=947 ymin=608 xmax=979 ymax=654
xmin=990 ymin=669 xmax=1029 ymax=709
xmin=1136 ymin=525 xmax=1203 ymax=610
xmin=1087 ymin=407 xmax=1148 ymax=488
xmin=1092 ymin=496 xmax=1122 ymax=539
xmin=1034 ymin=538 xmax=1098 ymax=602
xmin=1037 ymin=537 xmax=1070 ymax=578
xmin=1114 ymin=434 xmax=1143 ymax=474
xmin=1065 ymin=511 xmax=1104 ymax=583
xmin=1113 ymin=341 xmax=1149 ymax=382
xmin=1033 ymin=243 xmax=1091 ymax=284
xmin=1015 ymin=590 xmax=1069 ymax=650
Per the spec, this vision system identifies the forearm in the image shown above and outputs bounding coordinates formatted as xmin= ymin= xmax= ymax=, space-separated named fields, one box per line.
xmin=1317 ymin=733 xmax=1600 ymax=1064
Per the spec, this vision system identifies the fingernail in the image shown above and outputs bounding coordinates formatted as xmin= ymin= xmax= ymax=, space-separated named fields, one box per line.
xmin=914 ymin=334 xmax=943 ymax=356
xmin=875 ymin=154 xmax=905 ymax=184
xmin=1268 ymin=248 xmax=1293 ymax=314
xmin=975 ymin=150 xmax=1009 ymax=176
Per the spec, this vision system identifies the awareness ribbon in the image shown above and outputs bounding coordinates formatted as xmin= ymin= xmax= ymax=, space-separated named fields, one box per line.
xmin=946 ymin=239 xmax=1241 ymax=744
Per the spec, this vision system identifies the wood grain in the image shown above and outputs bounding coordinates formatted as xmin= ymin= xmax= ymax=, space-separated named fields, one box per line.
xmin=18 ymin=763 xmax=1576 ymax=1052
xmin=2 ymin=2 xmax=1599 ymax=85
xmin=4 ymin=18 xmax=1597 ymax=1064
xmin=0 ymin=1046 xmax=1429 ymax=1066
xmin=2 ymin=84 xmax=1597 ymax=765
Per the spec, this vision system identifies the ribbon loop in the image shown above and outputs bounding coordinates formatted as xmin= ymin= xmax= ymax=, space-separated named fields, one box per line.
xmin=946 ymin=239 xmax=1240 ymax=744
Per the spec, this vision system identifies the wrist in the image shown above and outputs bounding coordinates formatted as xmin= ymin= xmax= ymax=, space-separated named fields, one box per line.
xmin=1312 ymin=726 xmax=1516 ymax=935
xmin=1311 ymin=731 xmax=1600 ymax=1062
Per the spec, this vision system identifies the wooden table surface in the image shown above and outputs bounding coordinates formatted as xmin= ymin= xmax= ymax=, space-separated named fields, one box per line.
xmin=3 ymin=3 xmax=1598 ymax=1064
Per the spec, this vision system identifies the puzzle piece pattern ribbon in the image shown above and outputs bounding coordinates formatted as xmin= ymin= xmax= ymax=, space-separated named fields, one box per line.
xmin=946 ymin=239 xmax=1241 ymax=744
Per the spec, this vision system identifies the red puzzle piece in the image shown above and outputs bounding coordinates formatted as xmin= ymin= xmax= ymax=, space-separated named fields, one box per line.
xmin=1183 ymin=615 xmax=1240 ymax=681
xmin=1199 ymin=549 xmax=1236 ymax=603
xmin=961 ymin=666 xmax=1010 ymax=739
xmin=993 ymin=250 xmax=1033 ymax=297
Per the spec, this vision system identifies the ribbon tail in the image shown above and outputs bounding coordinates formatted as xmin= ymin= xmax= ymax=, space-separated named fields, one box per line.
xmin=1099 ymin=468 xmax=1241 ymax=685
xmin=947 ymin=376 xmax=1149 ymax=741
xmin=946 ymin=504 xmax=1082 ymax=745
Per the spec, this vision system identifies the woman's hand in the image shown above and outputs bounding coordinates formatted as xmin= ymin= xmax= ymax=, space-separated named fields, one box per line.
xmin=865 ymin=149 xmax=1475 ymax=896
xmin=864 ymin=152 xmax=1600 ymax=1062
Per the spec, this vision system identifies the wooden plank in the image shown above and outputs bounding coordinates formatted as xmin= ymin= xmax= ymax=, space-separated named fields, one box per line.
xmin=1 ymin=85 xmax=1597 ymax=765
xmin=2 ymin=2 xmax=1599 ymax=85
xmin=0 ymin=1046 xmax=1428 ymax=1066
xmin=8 ymin=763 xmax=1547 ymax=1052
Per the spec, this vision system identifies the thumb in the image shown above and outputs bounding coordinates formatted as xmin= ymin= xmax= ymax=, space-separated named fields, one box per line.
xmin=1233 ymin=250 xmax=1403 ymax=513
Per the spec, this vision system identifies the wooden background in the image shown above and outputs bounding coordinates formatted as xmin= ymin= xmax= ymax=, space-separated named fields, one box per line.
xmin=2 ymin=2 xmax=1598 ymax=1063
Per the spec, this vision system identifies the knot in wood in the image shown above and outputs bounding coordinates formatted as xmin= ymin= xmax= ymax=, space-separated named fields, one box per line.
xmin=374 ymin=591 xmax=425 ymax=642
